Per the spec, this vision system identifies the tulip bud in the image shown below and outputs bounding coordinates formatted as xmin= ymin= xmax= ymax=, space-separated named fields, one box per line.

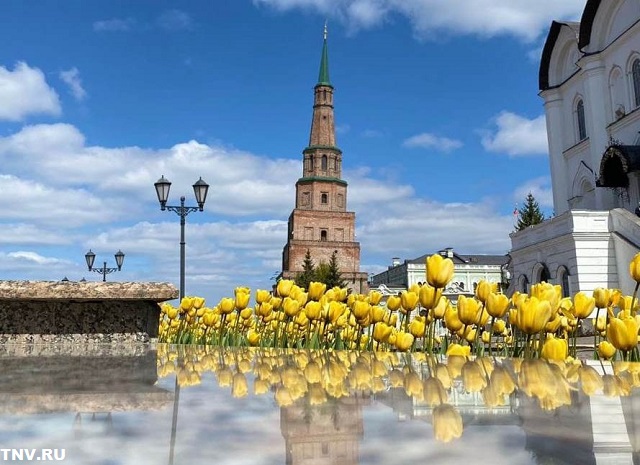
xmin=307 ymin=282 xmax=326 ymax=301
xmin=593 ymin=288 xmax=610 ymax=309
xmin=386 ymin=295 xmax=401 ymax=312
xmin=256 ymin=289 xmax=271 ymax=304
xmin=368 ymin=290 xmax=383 ymax=306
xmin=573 ymin=292 xmax=596 ymax=319
xmin=219 ymin=297 xmax=235 ymax=315
xmin=276 ymin=279 xmax=294 ymax=297
xmin=630 ymin=252 xmax=640 ymax=283
xmin=426 ymin=254 xmax=455 ymax=288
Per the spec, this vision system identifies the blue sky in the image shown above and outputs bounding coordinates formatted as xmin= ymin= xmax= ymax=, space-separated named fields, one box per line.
xmin=0 ymin=0 xmax=586 ymax=304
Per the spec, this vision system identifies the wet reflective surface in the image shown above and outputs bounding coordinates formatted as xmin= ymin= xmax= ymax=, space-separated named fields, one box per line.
xmin=2 ymin=344 xmax=640 ymax=464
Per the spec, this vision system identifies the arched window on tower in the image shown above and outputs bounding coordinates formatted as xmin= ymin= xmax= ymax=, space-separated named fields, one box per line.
xmin=309 ymin=156 xmax=314 ymax=171
xmin=321 ymin=193 xmax=328 ymax=204
xmin=321 ymin=155 xmax=328 ymax=171
xmin=320 ymin=230 xmax=327 ymax=241
xmin=633 ymin=59 xmax=640 ymax=108
xmin=576 ymin=99 xmax=587 ymax=142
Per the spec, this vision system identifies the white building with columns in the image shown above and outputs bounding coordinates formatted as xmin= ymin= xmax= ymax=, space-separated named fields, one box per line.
xmin=509 ymin=0 xmax=640 ymax=299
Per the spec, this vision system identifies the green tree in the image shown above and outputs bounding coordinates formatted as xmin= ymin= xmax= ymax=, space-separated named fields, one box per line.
xmin=318 ymin=251 xmax=347 ymax=289
xmin=295 ymin=249 xmax=316 ymax=290
xmin=516 ymin=192 xmax=545 ymax=231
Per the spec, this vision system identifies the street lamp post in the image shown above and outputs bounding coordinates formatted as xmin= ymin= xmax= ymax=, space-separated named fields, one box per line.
xmin=154 ymin=175 xmax=209 ymax=300
xmin=85 ymin=250 xmax=125 ymax=282
xmin=154 ymin=175 xmax=209 ymax=465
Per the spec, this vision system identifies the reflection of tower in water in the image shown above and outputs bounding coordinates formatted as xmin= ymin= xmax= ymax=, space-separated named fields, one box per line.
xmin=280 ymin=395 xmax=369 ymax=465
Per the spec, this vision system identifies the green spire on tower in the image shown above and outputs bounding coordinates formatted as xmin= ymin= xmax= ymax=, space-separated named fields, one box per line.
xmin=317 ymin=22 xmax=331 ymax=86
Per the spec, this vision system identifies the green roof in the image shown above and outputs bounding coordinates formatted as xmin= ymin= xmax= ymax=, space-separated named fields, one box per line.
xmin=317 ymin=26 xmax=331 ymax=86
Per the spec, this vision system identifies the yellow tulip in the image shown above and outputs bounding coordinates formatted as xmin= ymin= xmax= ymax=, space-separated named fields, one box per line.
xmin=394 ymin=331 xmax=414 ymax=351
xmin=593 ymin=288 xmax=610 ymax=309
xmin=386 ymin=295 xmax=401 ymax=312
xmin=202 ymin=311 xmax=216 ymax=327
xmin=219 ymin=297 xmax=235 ymax=315
xmin=475 ymin=280 xmax=497 ymax=304
xmin=540 ymin=336 xmax=568 ymax=361
xmin=426 ymin=253 xmax=455 ymax=288
xmin=444 ymin=305 xmax=464 ymax=332
xmin=370 ymin=305 xmax=387 ymax=324
xmin=307 ymin=281 xmax=326 ymax=301
xmin=607 ymin=316 xmax=638 ymax=352
xmin=486 ymin=292 xmax=509 ymax=318
xmin=192 ymin=296 xmax=205 ymax=309
xmin=597 ymin=341 xmax=616 ymax=360
xmin=432 ymin=405 xmax=463 ymax=443
xmin=167 ymin=306 xmax=178 ymax=320
xmin=457 ymin=295 xmax=482 ymax=326
xmin=593 ymin=314 xmax=606 ymax=333
xmin=572 ymin=292 xmax=595 ymax=319
xmin=630 ymin=252 xmax=640 ymax=283
xmin=409 ymin=316 xmax=427 ymax=338
xmin=514 ymin=297 xmax=553 ymax=334
xmin=481 ymin=331 xmax=491 ymax=344
xmin=492 ymin=319 xmax=506 ymax=334
xmin=446 ymin=343 xmax=470 ymax=357
xmin=368 ymin=290 xmax=383 ymax=305
xmin=400 ymin=291 xmax=419 ymax=314
xmin=304 ymin=301 xmax=322 ymax=320
xmin=372 ymin=322 xmax=392 ymax=343
xmin=282 ymin=297 xmax=301 ymax=317
xmin=180 ymin=297 xmax=194 ymax=312
xmin=255 ymin=289 xmax=271 ymax=304
xmin=247 ymin=328 xmax=261 ymax=346
xmin=352 ymin=300 xmax=370 ymax=319
xmin=432 ymin=296 xmax=448 ymax=319
xmin=327 ymin=301 xmax=345 ymax=324
xmin=419 ymin=284 xmax=442 ymax=310
xmin=276 ymin=279 xmax=294 ymax=297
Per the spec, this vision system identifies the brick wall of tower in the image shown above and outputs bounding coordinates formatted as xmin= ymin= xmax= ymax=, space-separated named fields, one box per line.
xmin=287 ymin=209 xmax=356 ymax=244
xmin=295 ymin=180 xmax=348 ymax=212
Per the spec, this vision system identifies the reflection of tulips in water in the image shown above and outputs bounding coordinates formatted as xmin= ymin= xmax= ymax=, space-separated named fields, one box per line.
xmin=156 ymin=345 xmax=640 ymax=443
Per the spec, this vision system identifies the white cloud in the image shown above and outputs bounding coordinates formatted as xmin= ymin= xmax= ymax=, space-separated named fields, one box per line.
xmin=0 ymin=62 xmax=61 ymax=121
xmin=0 ymin=122 xmax=516 ymax=303
xmin=6 ymin=251 xmax=67 ymax=265
xmin=59 ymin=67 xmax=87 ymax=101
xmin=156 ymin=10 xmax=193 ymax=31
xmin=402 ymin=132 xmax=462 ymax=152
xmin=93 ymin=17 xmax=136 ymax=32
xmin=481 ymin=111 xmax=548 ymax=156
xmin=253 ymin=0 xmax=584 ymax=41
xmin=513 ymin=176 xmax=553 ymax=209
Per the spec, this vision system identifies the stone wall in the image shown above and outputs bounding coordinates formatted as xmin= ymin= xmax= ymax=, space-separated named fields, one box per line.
xmin=0 ymin=281 xmax=178 ymax=343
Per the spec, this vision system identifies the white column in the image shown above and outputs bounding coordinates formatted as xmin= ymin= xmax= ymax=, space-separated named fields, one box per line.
xmin=580 ymin=56 xmax=611 ymax=210
xmin=542 ymin=90 xmax=569 ymax=214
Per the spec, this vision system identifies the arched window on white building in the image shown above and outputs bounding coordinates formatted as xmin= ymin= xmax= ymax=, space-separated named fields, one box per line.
xmin=575 ymin=99 xmax=587 ymax=142
xmin=609 ymin=67 xmax=625 ymax=120
xmin=557 ymin=266 xmax=570 ymax=297
xmin=632 ymin=58 xmax=640 ymax=109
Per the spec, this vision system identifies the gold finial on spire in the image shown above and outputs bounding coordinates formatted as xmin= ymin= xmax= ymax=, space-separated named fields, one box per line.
xmin=324 ymin=20 xmax=328 ymax=40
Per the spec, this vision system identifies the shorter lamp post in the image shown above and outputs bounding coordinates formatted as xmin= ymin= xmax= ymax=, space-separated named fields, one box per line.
xmin=85 ymin=249 xmax=125 ymax=282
